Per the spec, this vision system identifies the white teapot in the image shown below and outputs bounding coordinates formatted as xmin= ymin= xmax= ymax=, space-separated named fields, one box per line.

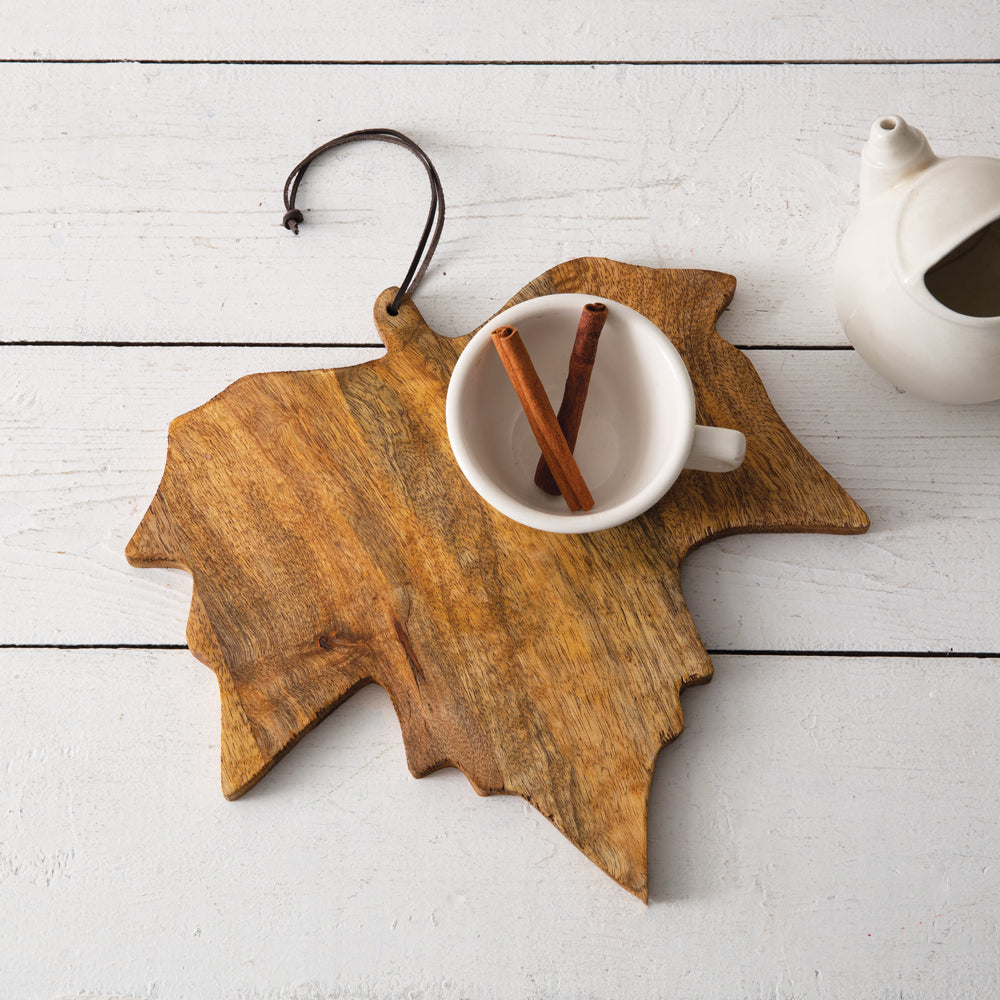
xmin=834 ymin=115 xmax=1000 ymax=404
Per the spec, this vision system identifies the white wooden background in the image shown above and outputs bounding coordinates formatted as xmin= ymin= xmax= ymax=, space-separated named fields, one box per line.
xmin=3 ymin=4 xmax=999 ymax=998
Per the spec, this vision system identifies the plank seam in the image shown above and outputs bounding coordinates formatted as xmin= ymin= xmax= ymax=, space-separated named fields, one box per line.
xmin=706 ymin=649 xmax=1000 ymax=659
xmin=0 ymin=58 xmax=998 ymax=66
xmin=0 ymin=341 xmax=854 ymax=351
xmin=2 ymin=644 xmax=997 ymax=657
xmin=0 ymin=340 xmax=385 ymax=349
xmin=0 ymin=644 xmax=190 ymax=650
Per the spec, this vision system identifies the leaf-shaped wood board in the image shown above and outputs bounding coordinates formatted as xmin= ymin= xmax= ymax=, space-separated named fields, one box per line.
xmin=127 ymin=257 xmax=868 ymax=900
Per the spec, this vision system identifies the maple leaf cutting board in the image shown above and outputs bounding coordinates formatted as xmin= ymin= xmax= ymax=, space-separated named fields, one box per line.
xmin=126 ymin=257 xmax=868 ymax=900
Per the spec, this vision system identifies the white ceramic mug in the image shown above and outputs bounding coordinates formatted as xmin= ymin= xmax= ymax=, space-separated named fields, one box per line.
xmin=446 ymin=293 xmax=746 ymax=533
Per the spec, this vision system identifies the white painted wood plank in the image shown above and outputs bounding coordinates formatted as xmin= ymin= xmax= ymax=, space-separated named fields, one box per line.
xmin=0 ymin=345 xmax=381 ymax=645
xmin=3 ymin=647 xmax=998 ymax=998
xmin=3 ymin=346 xmax=998 ymax=650
xmin=3 ymin=63 xmax=998 ymax=347
xmin=4 ymin=0 xmax=997 ymax=61
xmin=680 ymin=351 xmax=1000 ymax=653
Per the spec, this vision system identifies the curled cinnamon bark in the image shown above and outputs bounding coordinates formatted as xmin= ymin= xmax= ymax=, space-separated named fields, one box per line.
xmin=491 ymin=326 xmax=594 ymax=512
xmin=534 ymin=302 xmax=608 ymax=495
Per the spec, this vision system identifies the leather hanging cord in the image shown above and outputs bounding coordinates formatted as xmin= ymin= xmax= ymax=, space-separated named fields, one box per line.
xmin=282 ymin=128 xmax=445 ymax=316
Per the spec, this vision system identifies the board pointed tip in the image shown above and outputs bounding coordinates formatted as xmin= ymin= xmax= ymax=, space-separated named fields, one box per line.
xmin=125 ymin=493 xmax=185 ymax=568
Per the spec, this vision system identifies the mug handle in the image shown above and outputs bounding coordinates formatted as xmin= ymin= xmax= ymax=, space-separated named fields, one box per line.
xmin=684 ymin=425 xmax=746 ymax=473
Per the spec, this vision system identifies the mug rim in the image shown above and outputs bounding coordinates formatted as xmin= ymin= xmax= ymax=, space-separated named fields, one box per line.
xmin=446 ymin=293 xmax=696 ymax=533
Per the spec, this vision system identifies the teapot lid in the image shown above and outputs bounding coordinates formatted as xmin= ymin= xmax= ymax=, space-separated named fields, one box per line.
xmin=896 ymin=155 xmax=1000 ymax=281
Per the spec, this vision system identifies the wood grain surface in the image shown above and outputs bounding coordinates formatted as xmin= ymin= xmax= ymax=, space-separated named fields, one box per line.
xmin=126 ymin=257 xmax=867 ymax=899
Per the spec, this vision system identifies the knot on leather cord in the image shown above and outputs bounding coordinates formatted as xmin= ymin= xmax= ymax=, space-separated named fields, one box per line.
xmin=282 ymin=209 xmax=304 ymax=234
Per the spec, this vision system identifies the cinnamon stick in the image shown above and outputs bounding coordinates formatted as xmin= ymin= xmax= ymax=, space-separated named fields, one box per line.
xmin=490 ymin=326 xmax=594 ymax=512
xmin=534 ymin=302 xmax=608 ymax=495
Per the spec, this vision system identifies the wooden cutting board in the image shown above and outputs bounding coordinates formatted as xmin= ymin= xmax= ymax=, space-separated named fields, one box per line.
xmin=127 ymin=257 xmax=868 ymax=900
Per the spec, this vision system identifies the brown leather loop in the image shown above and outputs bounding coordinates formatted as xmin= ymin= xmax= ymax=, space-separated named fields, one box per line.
xmin=281 ymin=128 xmax=445 ymax=315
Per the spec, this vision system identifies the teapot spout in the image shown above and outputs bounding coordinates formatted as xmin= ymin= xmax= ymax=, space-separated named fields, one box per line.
xmin=860 ymin=115 xmax=938 ymax=203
